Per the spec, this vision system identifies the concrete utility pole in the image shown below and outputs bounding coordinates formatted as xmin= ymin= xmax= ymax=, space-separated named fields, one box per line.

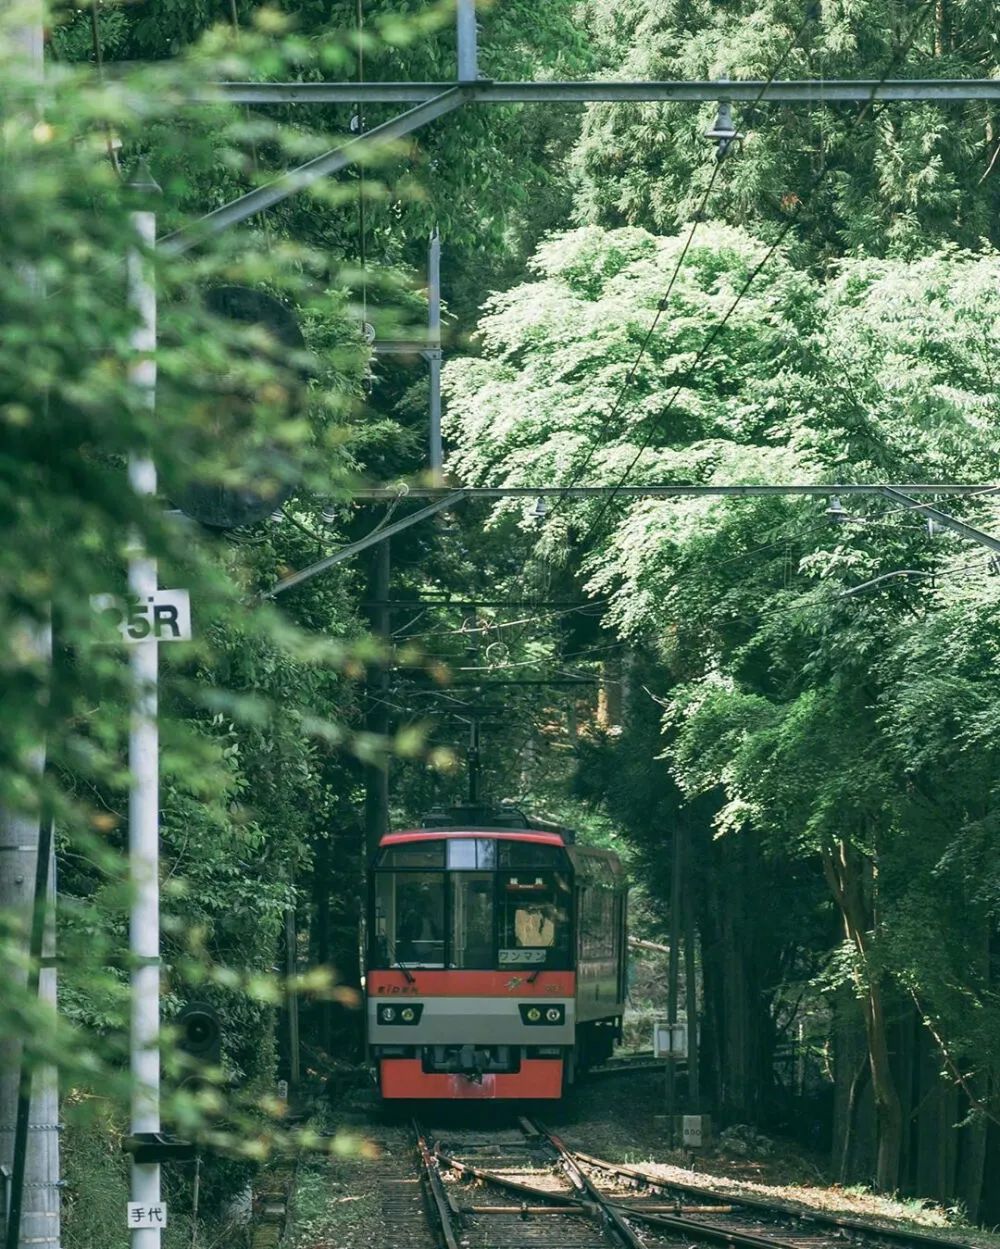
xmin=363 ymin=542 xmax=391 ymax=860
xmin=456 ymin=0 xmax=478 ymax=82
xmin=127 ymin=179 xmax=163 ymax=1249
xmin=0 ymin=3 xmax=61 ymax=1245
xmin=427 ymin=231 xmax=443 ymax=474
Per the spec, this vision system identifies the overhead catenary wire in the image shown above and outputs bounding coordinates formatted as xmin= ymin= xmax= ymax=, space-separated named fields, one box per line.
xmin=394 ymin=599 xmax=609 ymax=642
xmin=545 ymin=4 xmax=820 ymax=523
xmin=578 ymin=0 xmax=939 ymax=549
xmin=454 ymin=640 xmax=626 ymax=673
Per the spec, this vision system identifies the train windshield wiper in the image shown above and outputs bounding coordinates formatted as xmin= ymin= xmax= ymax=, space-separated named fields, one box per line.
xmin=386 ymin=934 xmax=416 ymax=983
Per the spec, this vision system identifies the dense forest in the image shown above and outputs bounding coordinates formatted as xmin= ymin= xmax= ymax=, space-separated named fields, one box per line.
xmin=2 ymin=1 xmax=999 ymax=1244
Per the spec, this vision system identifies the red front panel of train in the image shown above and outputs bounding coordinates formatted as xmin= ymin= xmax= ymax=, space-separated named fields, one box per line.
xmin=379 ymin=1058 xmax=563 ymax=1100
xmin=368 ymin=969 xmax=574 ymax=1099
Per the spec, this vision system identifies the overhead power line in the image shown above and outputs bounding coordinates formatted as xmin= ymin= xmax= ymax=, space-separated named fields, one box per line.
xmin=548 ymin=5 xmax=819 ymax=519
xmin=579 ymin=0 xmax=939 ymax=547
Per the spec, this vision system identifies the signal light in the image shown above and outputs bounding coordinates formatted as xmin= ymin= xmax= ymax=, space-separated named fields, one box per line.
xmin=527 ymin=1007 xmax=542 ymax=1022
xmin=401 ymin=1007 xmax=416 ymax=1022
xmin=545 ymin=1007 xmax=561 ymax=1023
xmin=177 ymin=1002 xmax=222 ymax=1065
xmin=174 ymin=1001 xmax=223 ymax=1095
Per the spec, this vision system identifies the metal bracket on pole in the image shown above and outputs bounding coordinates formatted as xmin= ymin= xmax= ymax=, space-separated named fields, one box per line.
xmin=879 ymin=487 xmax=1000 ymax=554
xmin=160 ymin=88 xmax=471 ymax=253
xmin=425 ymin=230 xmax=443 ymax=474
xmin=456 ymin=0 xmax=478 ymax=82
xmin=266 ymin=491 xmax=467 ymax=598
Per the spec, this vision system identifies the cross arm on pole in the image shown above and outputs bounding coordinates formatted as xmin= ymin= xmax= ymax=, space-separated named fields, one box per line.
xmin=265 ymin=491 xmax=467 ymax=598
xmin=159 ymin=87 xmax=471 ymax=254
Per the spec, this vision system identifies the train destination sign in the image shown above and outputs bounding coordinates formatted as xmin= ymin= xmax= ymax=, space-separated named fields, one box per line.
xmin=91 ymin=589 xmax=192 ymax=643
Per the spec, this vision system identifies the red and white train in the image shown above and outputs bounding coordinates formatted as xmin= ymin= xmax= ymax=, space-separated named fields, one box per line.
xmin=365 ymin=805 xmax=627 ymax=1100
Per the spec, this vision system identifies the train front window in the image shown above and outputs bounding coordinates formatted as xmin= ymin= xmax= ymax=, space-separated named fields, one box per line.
xmin=498 ymin=872 xmax=571 ymax=968
xmin=370 ymin=841 xmax=574 ymax=971
xmin=450 ymin=872 xmax=494 ymax=968
xmin=374 ymin=871 xmax=445 ymax=967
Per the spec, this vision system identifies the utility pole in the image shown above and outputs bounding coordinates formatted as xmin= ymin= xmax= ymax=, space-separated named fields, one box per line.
xmin=427 ymin=230 xmax=443 ymax=474
xmin=0 ymin=4 xmax=61 ymax=1245
xmin=456 ymin=0 xmax=478 ymax=82
xmin=467 ymin=721 xmax=481 ymax=805
xmin=684 ymin=869 xmax=700 ymax=1107
xmin=363 ymin=542 xmax=391 ymax=859
xmin=663 ymin=820 xmax=682 ymax=1138
xmin=127 ymin=169 xmax=163 ymax=1249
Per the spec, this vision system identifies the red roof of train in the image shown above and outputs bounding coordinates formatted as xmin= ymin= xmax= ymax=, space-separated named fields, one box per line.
xmin=381 ymin=829 xmax=564 ymax=847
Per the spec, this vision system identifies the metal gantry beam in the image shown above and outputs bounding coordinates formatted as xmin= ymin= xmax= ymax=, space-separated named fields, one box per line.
xmin=160 ymin=87 xmax=471 ymax=254
xmin=266 ymin=490 xmax=467 ymax=597
xmin=352 ymin=483 xmax=999 ymax=501
xmin=199 ymin=79 xmax=1000 ymax=106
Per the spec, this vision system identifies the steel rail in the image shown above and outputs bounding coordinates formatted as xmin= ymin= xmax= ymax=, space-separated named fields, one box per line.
xmin=531 ymin=1121 xmax=646 ymax=1249
xmin=202 ymin=79 xmax=1000 ymax=105
xmin=435 ymin=1138 xmax=803 ymax=1249
xmin=413 ymin=1122 xmax=461 ymax=1249
xmin=569 ymin=1149 xmax=981 ymax=1249
xmin=434 ymin=1147 xmax=591 ymax=1211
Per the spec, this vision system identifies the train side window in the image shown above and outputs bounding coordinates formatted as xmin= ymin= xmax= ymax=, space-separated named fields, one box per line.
xmin=580 ymin=886 xmax=615 ymax=960
xmin=499 ymin=842 xmax=562 ymax=868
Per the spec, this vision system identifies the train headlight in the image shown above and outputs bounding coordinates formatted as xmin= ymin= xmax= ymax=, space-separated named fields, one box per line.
xmin=519 ymin=1003 xmax=564 ymax=1025
xmin=378 ymin=1003 xmax=423 ymax=1025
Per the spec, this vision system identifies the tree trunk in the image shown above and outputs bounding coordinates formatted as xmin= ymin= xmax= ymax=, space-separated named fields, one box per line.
xmin=597 ymin=656 xmax=623 ymax=728
xmin=821 ymin=840 xmax=903 ymax=1192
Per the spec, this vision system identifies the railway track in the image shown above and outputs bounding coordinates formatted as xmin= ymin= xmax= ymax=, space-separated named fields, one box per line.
xmin=405 ymin=1117 xmax=982 ymax=1249
xmin=586 ymin=1055 xmax=668 ymax=1079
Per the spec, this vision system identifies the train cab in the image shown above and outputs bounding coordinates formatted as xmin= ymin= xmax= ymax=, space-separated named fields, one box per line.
xmin=365 ymin=805 xmax=626 ymax=1100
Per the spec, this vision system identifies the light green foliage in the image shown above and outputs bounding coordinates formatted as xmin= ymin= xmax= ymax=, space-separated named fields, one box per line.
xmin=444 ymin=220 xmax=1000 ymax=1150
xmin=573 ymin=0 xmax=1000 ymax=259
xmin=0 ymin=13 xmax=382 ymax=1234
